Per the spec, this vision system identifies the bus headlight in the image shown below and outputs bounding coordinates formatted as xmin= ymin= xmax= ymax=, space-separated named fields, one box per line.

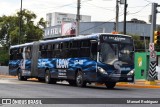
xmin=127 ymin=69 xmax=134 ymax=76
xmin=98 ymin=67 xmax=107 ymax=75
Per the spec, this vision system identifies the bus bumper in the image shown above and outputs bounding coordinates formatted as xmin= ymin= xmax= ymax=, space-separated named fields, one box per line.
xmin=108 ymin=74 xmax=134 ymax=82
xmin=97 ymin=74 xmax=134 ymax=83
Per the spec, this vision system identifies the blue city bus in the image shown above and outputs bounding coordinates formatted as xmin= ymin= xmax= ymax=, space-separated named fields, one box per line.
xmin=9 ymin=33 xmax=134 ymax=88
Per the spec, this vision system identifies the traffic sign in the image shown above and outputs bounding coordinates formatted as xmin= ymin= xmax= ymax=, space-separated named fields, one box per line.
xmin=150 ymin=51 xmax=156 ymax=61
xmin=149 ymin=43 xmax=154 ymax=51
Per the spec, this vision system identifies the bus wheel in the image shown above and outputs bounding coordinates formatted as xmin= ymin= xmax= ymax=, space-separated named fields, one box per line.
xmin=105 ymin=82 xmax=116 ymax=89
xmin=18 ymin=70 xmax=27 ymax=81
xmin=76 ymin=71 xmax=86 ymax=87
xmin=45 ymin=70 xmax=56 ymax=84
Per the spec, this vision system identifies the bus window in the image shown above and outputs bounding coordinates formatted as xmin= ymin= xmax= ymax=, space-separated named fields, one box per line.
xmin=17 ymin=48 xmax=23 ymax=59
xmin=47 ymin=44 xmax=52 ymax=58
xmin=81 ymin=40 xmax=90 ymax=47
xmin=25 ymin=47 xmax=32 ymax=59
xmin=91 ymin=42 xmax=97 ymax=60
xmin=47 ymin=44 xmax=52 ymax=50
xmin=61 ymin=42 xmax=70 ymax=58
xmin=53 ymin=43 xmax=61 ymax=58
xmin=63 ymin=42 xmax=70 ymax=49
xmin=100 ymin=43 xmax=118 ymax=64
xmin=10 ymin=49 xmax=14 ymax=60
xmin=80 ymin=40 xmax=90 ymax=57
xmin=119 ymin=44 xmax=134 ymax=64
xmin=39 ymin=45 xmax=47 ymax=58
xmin=70 ymin=41 xmax=80 ymax=58
xmin=10 ymin=48 xmax=21 ymax=60
xmin=54 ymin=43 xmax=61 ymax=50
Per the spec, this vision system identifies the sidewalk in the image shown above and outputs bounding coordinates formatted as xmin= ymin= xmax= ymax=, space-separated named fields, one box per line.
xmin=116 ymin=80 xmax=160 ymax=88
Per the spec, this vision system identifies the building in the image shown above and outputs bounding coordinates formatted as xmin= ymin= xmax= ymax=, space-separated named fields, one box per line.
xmin=44 ymin=21 xmax=152 ymax=39
xmin=46 ymin=12 xmax=91 ymax=27
xmin=127 ymin=18 xmax=147 ymax=24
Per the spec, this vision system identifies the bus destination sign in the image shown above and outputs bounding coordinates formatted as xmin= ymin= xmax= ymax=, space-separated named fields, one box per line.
xmin=100 ymin=35 xmax=132 ymax=44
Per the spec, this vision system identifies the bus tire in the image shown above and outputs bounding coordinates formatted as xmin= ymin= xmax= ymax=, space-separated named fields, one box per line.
xmin=105 ymin=82 xmax=116 ymax=89
xmin=18 ymin=70 xmax=27 ymax=81
xmin=76 ymin=71 xmax=86 ymax=87
xmin=45 ymin=70 xmax=56 ymax=84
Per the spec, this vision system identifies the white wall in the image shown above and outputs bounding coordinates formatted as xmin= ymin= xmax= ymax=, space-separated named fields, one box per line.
xmin=0 ymin=66 xmax=8 ymax=75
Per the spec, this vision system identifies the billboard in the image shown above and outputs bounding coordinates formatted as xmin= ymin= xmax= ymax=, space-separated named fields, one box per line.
xmin=61 ymin=22 xmax=76 ymax=36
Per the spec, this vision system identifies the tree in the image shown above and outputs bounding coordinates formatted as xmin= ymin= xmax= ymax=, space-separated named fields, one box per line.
xmin=0 ymin=48 xmax=9 ymax=65
xmin=0 ymin=9 xmax=46 ymax=65
xmin=119 ymin=32 xmax=149 ymax=52
xmin=131 ymin=34 xmax=149 ymax=52
xmin=0 ymin=9 xmax=46 ymax=49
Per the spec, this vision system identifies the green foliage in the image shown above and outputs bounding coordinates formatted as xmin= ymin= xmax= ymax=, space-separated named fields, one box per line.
xmin=0 ymin=9 xmax=46 ymax=65
xmin=119 ymin=32 xmax=149 ymax=52
xmin=0 ymin=48 xmax=9 ymax=65
xmin=129 ymin=34 xmax=149 ymax=52
xmin=0 ymin=9 xmax=46 ymax=49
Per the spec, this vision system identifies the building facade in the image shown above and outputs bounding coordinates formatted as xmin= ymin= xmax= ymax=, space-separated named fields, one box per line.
xmin=46 ymin=12 xmax=91 ymax=27
xmin=44 ymin=22 xmax=152 ymax=39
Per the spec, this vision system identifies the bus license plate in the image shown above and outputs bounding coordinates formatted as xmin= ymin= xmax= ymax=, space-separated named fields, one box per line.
xmin=127 ymin=78 xmax=132 ymax=81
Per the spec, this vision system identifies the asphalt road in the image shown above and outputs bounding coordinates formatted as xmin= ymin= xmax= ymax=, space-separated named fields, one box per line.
xmin=0 ymin=78 xmax=160 ymax=107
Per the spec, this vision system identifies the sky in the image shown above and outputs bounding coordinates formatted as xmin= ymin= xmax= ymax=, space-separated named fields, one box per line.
xmin=0 ymin=0 xmax=160 ymax=24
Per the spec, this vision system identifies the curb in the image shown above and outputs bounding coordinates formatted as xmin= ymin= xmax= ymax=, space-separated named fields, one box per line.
xmin=116 ymin=83 xmax=160 ymax=89
xmin=0 ymin=75 xmax=37 ymax=80
xmin=0 ymin=75 xmax=17 ymax=78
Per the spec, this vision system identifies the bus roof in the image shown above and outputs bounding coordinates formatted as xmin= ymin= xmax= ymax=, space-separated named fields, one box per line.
xmin=10 ymin=33 xmax=132 ymax=48
xmin=10 ymin=42 xmax=34 ymax=49
xmin=40 ymin=33 xmax=132 ymax=44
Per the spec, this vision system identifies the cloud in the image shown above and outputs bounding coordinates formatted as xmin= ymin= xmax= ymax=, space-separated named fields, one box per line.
xmin=0 ymin=0 xmax=20 ymax=16
xmin=0 ymin=0 xmax=160 ymax=24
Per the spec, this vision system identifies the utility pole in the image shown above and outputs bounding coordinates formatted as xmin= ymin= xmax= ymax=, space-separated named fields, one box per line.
xmin=76 ymin=0 xmax=81 ymax=36
xmin=115 ymin=0 xmax=119 ymax=32
xmin=147 ymin=3 xmax=160 ymax=84
xmin=123 ymin=0 xmax=127 ymax=34
xmin=150 ymin=3 xmax=158 ymax=43
xmin=19 ymin=0 xmax=22 ymax=44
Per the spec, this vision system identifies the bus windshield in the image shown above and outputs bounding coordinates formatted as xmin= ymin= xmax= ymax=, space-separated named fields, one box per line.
xmin=99 ymin=43 xmax=133 ymax=65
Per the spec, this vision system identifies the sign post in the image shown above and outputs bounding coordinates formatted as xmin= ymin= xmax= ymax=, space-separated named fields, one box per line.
xmin=146 ymin=43 xmax=157 ymax=85
xmin=149 ymin=43 xmax=154 ymax=51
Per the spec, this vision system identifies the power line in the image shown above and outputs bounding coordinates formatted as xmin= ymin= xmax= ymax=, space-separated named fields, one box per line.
xmin=34 ymin=0 xmax=91 ymax=15
xmin=80 ymin=3 xmax=151 ymax=33
xmin=80 ymin=13 xmax=125 ymax=33
xmin=128 ymin=3 xmax=151 ymax=15
xmin=84 ymin=2 xmax=115 ymax=11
